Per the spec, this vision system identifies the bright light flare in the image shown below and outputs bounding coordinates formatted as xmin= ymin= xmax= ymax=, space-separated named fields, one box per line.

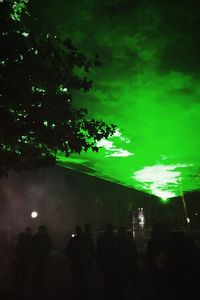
xmin=133 ymin=164 xmax=190 ymax=200
xmin=31 ymin=211 xmax=38 ymax=218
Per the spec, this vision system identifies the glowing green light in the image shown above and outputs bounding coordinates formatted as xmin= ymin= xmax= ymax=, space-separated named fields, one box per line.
xmin=31 ymin=86 xmax=46 ymax=94
xmin=57 ymin=85 xmax=68 ymax=94
xmin=56 ymin=70 xmax=200 ymax=199
xmin=132 ymin=164 xmax=190 ymax=199
xmin=10 ymin=0 xmax=28 ymax=22
xmin=21 ymin=32 xmax=29 ymax=37
xmin=7 ymin=0 xmax=200 ymax=200
xmin=96 ymin=130 xmax=134 ymax=158
xmin=43 ymin=121 xmax=56 ymax=129
xmin=160 ymin=197 xmax=169 ymax=204
xmin=57 ymin=154 xmax=87 ymax=165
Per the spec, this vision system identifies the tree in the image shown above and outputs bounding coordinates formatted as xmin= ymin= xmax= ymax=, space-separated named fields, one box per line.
xmin=0 ymin=0 xmax=116 ymax=176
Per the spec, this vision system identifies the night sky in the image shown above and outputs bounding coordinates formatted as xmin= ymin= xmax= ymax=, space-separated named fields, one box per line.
xmin=28 ymin=0 xmax=200 ymax=200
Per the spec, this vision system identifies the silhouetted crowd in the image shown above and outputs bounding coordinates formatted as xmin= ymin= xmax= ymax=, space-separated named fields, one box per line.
xmin=12 ymin=222 xmax=200 ymax=300
xmin=13 ymin=225 xmax=51 ymax=289
xmin=140 ymin=223 xmax=200 ymax=300
xmin=65 ymin=223 xmax=138 ymax=300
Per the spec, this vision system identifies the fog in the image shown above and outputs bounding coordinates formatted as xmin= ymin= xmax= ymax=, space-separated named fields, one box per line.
xmin=0 ymin=166 xmax=147 ymax=249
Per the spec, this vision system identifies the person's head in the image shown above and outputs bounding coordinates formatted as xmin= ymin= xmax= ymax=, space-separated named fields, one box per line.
xmin=25 ymin=227 xmax=31 ymax=235
xmin=84 ymin=223 xmax=91 ymax=234
xmin=38 ymin=225 xmax=47 ymax=234
xmin=75 ymin=225 xmax=82 ymax=236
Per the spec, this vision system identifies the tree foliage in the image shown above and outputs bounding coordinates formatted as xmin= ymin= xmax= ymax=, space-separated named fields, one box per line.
xmin=0 ymin=0 xmax=116 ymax=176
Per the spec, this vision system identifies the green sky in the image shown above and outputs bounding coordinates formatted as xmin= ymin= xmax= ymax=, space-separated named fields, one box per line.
xmin=31 ymin=0 xmax=200 ymax=200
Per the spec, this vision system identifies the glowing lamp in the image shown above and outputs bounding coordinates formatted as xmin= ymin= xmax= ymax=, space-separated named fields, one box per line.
xmin=31 ymin=211 xmax=38 ymax=218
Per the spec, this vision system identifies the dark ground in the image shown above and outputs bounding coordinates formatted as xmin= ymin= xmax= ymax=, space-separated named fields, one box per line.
xmin=0 ymin=251 xmax=116 ymax=300
xmin=1 ymin=231 xmax=200 ymax=300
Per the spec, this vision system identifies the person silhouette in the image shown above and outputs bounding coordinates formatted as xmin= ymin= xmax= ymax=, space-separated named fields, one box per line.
xmin=13 ymin=227 xmax=33 ymax=288
xmin=65 ymin=225 xmax=85 ymax=298
xmin=13 ymin=232 xmax=26 ymax=288
xmin=81 ymin=223 xmax=95 ymax=298
xmin=32 ymin=225 xmax=51 ymax=287
xmin=115 ymin=227 xmax=128 ymax=299
xmin=97 ymin=223 xmax=116 ymax=298
xmin=23 ymin=227 xmax=33 ymax=286
xmin=126 ymin=231 xmax=138 ymax=297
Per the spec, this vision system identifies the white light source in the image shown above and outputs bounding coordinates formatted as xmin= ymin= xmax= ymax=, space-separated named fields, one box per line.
xmin=133 ymin=164 xmax=192 ymax=200
xmin=187 ymin=217 xmax=190 ymax=223
xmin=31 ymin=211 xmax=38 ymax=218
xmin=138 ymin=208 xmax=145 ymax=227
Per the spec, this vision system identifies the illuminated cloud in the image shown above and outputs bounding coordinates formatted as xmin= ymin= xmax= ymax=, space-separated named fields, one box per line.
xmin=33 ymin=0 xmax=200 ymax=199
xmin=96 ymin=129 xmax=134 ymax=158
xmin=133 ymin=164 xmax=191 ymax=200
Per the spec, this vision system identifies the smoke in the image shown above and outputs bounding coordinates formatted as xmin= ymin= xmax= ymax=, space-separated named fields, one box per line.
xmin=26 ymin=0 xmax=200 ymax=197
xmin=0 ymin=168 xmax=82 ymax=247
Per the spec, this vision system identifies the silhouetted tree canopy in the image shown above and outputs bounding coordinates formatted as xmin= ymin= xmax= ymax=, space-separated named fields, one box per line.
xmin=0 ymin=0 xmax=116 ymax=176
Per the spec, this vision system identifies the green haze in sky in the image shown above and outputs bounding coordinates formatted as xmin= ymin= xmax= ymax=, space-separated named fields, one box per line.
xmin=31 ymin=0 xmax=200 ymax=200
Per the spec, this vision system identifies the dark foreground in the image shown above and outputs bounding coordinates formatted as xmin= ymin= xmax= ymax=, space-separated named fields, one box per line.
xmin=1 ymin=250 xmax=200 ymax=300
xmin=1 ymin=228 xmax=200 ymax=300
